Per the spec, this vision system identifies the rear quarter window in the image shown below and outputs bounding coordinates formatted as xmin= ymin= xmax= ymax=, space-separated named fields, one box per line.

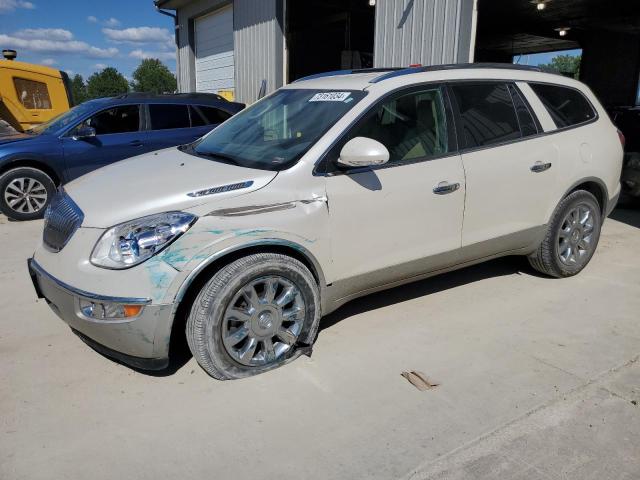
xmin=529 ymin=83 xmax=596 ymax=129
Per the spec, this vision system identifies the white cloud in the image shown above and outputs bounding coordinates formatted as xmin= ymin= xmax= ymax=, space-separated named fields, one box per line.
xmin=64 ymin=69 xmax=75 ymax=76
xmin=129 ymin=49 xmax=175 ymax=61
xmin=0 ymin=0 xmax=35 ymax=13
xmin=103 ymin=26 xmax=171 ymax=44
xmin=93 ymin=63 xmax=107 ymax=70
xmin=87 ymin=15 xmax=97 ymax=23
xmin=0 ymin=33 xmax=118 ymax=58
xmin=14 ymin=28 xmax=73 ymax=41
xmin=103 ymin=17 xmax=120 ymax=27
xmin=41 ymin=57 xmax=56 ymax=65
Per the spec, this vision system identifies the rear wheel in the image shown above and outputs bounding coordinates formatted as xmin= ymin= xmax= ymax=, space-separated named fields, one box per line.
xmin=0 ymin=167 xmax=55 ymax=221
xmin=528 ymin=190 xmax=602 ymax=277
xmin=186 ymin=253 xmax=320 ymax=380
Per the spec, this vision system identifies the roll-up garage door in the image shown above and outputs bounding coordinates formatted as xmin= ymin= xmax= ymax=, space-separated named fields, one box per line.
xmin=195 ymin=5 xmax=234 ymax=97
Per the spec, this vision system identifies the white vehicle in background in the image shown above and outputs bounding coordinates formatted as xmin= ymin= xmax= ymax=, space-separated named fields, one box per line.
xmin=28 ymin=64 xmax=623 ymax=380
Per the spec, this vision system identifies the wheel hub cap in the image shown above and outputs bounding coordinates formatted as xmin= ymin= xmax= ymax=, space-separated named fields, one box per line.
xmin=222 ymin=276 xmax=306 ymax=367
xmin=557 ymin=203 xmax=596 ymax=267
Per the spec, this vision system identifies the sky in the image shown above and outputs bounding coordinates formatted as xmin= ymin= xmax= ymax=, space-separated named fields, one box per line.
xmin=0 ymin=0 xmax=176 ymax=80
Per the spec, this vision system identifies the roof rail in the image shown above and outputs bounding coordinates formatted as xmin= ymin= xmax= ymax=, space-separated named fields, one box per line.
xmin=369 ymin=62 xmax=554 ymax=83
xmin=293 ymin=68 xmax=402 ymax=83
xmin=116 ymin=92 xmax=227 ymax=101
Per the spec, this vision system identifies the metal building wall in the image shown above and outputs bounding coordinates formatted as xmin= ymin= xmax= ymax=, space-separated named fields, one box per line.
xmin=233 ymin=0 xmax=283 ymax=104
xmin=175 ymin=0 xmax=230 ymax=92
xmin=374 ymin=0 xmax=476 ymax=68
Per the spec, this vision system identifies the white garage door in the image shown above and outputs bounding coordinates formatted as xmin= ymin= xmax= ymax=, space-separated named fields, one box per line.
xmin=195 ymin=5 xmax=234 ymax=96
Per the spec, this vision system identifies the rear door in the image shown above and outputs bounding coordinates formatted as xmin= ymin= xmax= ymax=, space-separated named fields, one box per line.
xmin=449 ymin=82 xmax=559 ymax=251
xmin=61 ymin=104 xmax=145 ymax=180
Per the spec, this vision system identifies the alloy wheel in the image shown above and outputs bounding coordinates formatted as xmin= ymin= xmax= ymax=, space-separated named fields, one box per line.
xmin=3 ymin=177 xmax=48 ymax=214
xmin=557 ymin=203 xmax=596 ymax=267
xmin=222 ymin=275 xmax=306 ymax=367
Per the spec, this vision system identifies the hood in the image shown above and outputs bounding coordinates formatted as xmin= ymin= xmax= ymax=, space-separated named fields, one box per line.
xmin=66 ymin=147 xmax=277 ymax=228
xmin=0 ymin=131 xmax=34 ymax=145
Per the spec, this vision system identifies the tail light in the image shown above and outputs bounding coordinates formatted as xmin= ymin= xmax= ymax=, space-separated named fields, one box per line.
xmin=617 ymin=129 xmax=626 ymax=149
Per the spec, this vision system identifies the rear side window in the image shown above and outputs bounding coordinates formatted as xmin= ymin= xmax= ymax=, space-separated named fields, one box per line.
xmin=529 ymin=83 xmax=596 ymax=128
xmin=149 ymin=104 xmax=190 ymax=130
xmin=190 ymin=105 xmax=231 ymax=126
xmin=14 ymin=78 xmax=52 ymax=109
xmin=450 ymin=83 xmax=521 ymax=148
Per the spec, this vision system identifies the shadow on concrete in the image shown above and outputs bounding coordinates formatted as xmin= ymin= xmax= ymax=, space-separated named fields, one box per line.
xmin=610 ymin=207 xmax=640 ymax=229
xmin=320 ymin=255 xmax=532 ymax=332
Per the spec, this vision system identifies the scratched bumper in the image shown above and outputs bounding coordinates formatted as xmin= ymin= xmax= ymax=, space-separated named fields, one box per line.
xmin=28 ymin=258 xmax=174 ymax=370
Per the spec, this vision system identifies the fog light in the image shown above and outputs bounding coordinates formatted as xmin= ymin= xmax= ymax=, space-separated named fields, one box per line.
xmin=80 ymin=300 xmax=143 ymax=320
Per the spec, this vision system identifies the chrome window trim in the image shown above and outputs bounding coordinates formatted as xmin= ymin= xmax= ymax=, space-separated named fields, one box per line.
xmin=29 ymin=259 xmax=152 ymax=305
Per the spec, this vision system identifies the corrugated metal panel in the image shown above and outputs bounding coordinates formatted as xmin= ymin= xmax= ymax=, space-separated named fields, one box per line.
xmin=374 ymin=0 xmax=476 ymax=68
xmin=233 ymin=0 xmax=283 ymax=104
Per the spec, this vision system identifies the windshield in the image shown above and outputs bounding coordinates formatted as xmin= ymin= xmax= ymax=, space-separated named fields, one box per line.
xmin=28 ymin=102 xmax=98 ymax=135
xmin=190 ymin=89 xmax=367 ymax=170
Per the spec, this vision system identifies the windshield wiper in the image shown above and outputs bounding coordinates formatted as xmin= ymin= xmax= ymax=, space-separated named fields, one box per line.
xmin=191 ymin=149 xmax=240 ymax=166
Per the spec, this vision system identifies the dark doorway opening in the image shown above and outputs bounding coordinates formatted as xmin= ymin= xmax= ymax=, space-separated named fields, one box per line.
xmin=473 ymin=0 xmax=640 ymax=107
xmin=286 ymin=0 xmax=375 ymax=82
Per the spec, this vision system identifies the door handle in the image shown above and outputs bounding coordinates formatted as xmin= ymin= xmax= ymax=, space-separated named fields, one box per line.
xmin=129 ymin=140 xmax=143 ymax=147
xmin=433 ymin=181 xmax=460 ymax=195
xmin=530 ymin=161 xmax=552 ymax=173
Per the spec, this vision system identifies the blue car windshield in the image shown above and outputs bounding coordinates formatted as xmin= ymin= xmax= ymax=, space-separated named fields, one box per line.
xmin=28 ymin=102 xmax=97 ymax=135
xmin=190 ymin=89 xmax=367 ymax=170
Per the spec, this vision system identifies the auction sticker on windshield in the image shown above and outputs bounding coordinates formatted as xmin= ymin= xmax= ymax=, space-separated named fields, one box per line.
xmin=309 ymin=92 xmax=352 ymax=102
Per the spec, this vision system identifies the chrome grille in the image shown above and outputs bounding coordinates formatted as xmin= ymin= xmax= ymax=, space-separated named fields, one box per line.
xmin=43 ymin=192 xmax=84 ymax=252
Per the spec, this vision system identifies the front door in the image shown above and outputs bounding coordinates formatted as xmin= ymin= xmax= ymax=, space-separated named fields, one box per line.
xmin=61 ymin=104 xmax=145 ymax=181
xmin=324 ymin=85 xmax=466 ymax=294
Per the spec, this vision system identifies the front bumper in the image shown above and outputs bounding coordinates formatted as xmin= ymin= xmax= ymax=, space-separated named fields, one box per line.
xmin=28 ymin=258 xmax=174 ymax=370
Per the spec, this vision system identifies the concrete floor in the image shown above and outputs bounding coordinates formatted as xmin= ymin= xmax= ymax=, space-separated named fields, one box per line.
xmin=1 ymin=209 xmax=639 ymax=480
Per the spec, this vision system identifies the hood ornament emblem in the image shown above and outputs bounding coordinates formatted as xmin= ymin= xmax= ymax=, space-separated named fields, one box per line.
xmin=187 ymin=181 xmax=254 ymax=198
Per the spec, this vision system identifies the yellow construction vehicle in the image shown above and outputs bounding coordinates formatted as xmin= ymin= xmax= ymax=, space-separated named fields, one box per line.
xmin=0 ymin=50 xmax=73 ymax=132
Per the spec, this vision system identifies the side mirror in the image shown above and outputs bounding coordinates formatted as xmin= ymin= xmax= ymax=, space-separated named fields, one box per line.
xmin=337 ymin=137 xmax=390 ymax=168
xmin=72 ymin=126 xmax=96 ymax=141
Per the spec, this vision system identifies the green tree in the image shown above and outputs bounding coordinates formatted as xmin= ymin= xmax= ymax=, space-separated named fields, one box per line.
xmin=86 ymin=67 xmax=129 ymax=99
xmin=539 ymin=54 xmax=581 ymax=79
xmin=70 ymin=73 xmax=88 ymax=104
xmin=131 ymin=58 xmax=177 ymax=94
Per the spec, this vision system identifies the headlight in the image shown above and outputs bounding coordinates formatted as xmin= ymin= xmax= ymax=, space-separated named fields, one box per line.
xmin=91 ymin=212 xmax=197 ymax=269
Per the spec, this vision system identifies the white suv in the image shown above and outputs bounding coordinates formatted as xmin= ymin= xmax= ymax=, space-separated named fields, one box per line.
xmin=28 ymin=64 xmax=623 ymax=379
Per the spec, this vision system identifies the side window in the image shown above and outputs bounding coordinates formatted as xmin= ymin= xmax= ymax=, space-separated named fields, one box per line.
xmin=74 ymin=105 xmax=140 ymax=135
xmin=529 ymin=83 xmax=596 ymax=128
xmin=345 ymin=87 xmax=450 ymax=164
xmin=190 ymin=105 xmax=231 ymax=126
xmin=149 ymin=104 xmax=191 ymax=130
xmin=450 ymin=82 xmax=521 ymax=148
xmin=13 ymin=78 xmax=52 ymax=109
xmin=509 ymin=84 xmax=539 ymax=137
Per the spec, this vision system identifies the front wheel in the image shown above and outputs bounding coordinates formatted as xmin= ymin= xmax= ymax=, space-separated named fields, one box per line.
xmin=186 ymin=253 xmax=321 ymax=380
xmin=0 ymin=167 xmax=56 ymax=221
xmin=528 ymin=190 xmax=602 ymax=278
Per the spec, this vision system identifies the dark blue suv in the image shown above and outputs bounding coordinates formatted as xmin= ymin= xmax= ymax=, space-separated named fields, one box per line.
xmin=0 ymin=93 xmax=244 ymax=220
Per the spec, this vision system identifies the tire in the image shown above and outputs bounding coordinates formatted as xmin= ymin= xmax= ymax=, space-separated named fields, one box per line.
xmin=186 ymin=253 xmax=321 ymax=380
xmin=0 ymin=167 xmax=56 ymax=221
xmin=528 ymin=190 xmax=602 ymax=278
